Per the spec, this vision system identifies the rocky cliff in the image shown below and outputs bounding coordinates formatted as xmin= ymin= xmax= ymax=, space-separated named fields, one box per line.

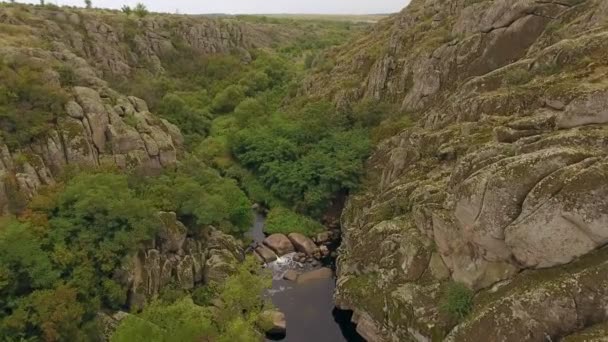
xmin=0 ymin=4 xmax=299 ymax=215
xmin=302 ymin=0 xmax=608 ymax=340
xmin=0 ymin=5 xmax=301 ymax=76
xmin=116 ymin=211 xmax=244 ymax=311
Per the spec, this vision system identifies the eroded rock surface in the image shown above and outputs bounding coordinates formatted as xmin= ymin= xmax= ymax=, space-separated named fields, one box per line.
xmin=304 ymin=0 xmax=608 ymax=340
xmin=120 ymin=214 xmax=244 ymax=310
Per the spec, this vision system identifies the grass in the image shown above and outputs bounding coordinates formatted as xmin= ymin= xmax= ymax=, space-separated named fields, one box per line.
xmin=264 ymin=207 xmax=325 ymax=237
xmin=439 ymin=282 xmax=474 ymax=320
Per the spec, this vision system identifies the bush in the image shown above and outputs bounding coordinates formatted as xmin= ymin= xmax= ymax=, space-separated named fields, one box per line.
xmin=0 ymin=60 xmax=68 ymax=148
xmin=156 ymin=93 xmax=211 ymax=146
xmin=440 ymin=282 xmax=474 ymax=320
xmin=211 ymin=85 xmax=246 ymax=114
xmin=133 ymin=2 xmax=148 ymax=17
xmin=264 ymin=207 xmax=324 ymax=237
xmin=503 ymin=68 xmax=532 ymax=86
xmin=112 ymin=257 xmax=271 ymax=342
xmin=233 ymin=98 xmax=267 ymax=128
xmin=140 ymin=157 xmax=252 ymax=235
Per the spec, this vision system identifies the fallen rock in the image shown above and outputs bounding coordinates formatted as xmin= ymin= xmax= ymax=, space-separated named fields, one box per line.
xmin=263 ymin=234 xmax=295 ymax=256
xmin=297 ymin=267 xmax=333 ymax=284
xmin=255 ymin=245 xmax=278 ymax=263
xmin=315 ymin=231 xmax=332 ymax=244
xmin=283 ymin=270 xmax=299 ymax=281
xmin=262 ymin=310 xmax=286 ymax=336
xmin=288 ymin=233 xmax=319 ymax=255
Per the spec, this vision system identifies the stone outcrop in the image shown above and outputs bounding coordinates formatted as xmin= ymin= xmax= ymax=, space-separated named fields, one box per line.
xmin=0 ymin=44 xmax=183 ymax=215
xmin=0 ymin=6 xmax=304 ymax=77
xmin=262 ymin=310 xmax=287 ymax=336
xmin=287 ymin=233 xmax=319 ymax=255
xmin=301 ymin=0 xmax=608 ymax=340
xmin=263 ymin=234 xmax=295 ymax=256
xmin=115 ymin=212 xmax=243 ymax=310
xmin=0 ymin=4 xmax=310 ymax=215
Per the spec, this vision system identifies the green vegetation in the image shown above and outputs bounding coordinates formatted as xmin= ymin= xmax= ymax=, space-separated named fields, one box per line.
xmin=106 ymin=19 xmax=381 ymax=217
xmin=133 ymin=3 xmax=148 ymax=17
xmin=0 ymin=161 xmax=252 ymax=340
xmin=265 ymin=207 xmax=325 ymax=237
xmin=440 ymin=282 xmax=474 ymax=320
xmin=503 ymin=68 xmax=533 ymax=86
xmin=121 ymin=5 xmax=131 ymax=15
xmin=0 ymin=8 xmax=388 ymax=341
xmin=0 ymin=58 xmax=67 ymax=148
xmin=112 ymin=257 xmax=272 ymax=342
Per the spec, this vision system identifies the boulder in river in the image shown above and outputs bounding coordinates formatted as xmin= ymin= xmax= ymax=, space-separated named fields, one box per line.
xmin=262 ymin=310 xmax=287 ymax=336
xmin=315 ymin=231 xmax=332 ymax=244
xmin=297 ymin=267 xmax=333 ymax=284
xmin=283 ymin=270 xmax=299 ymax=281
xmin=255 ymin=245 xmax=278 ymax=263
xmin=263 ymin=234 xmax=295 ymax=256
xmin=288 ymin=233 xmax=319 ymax=255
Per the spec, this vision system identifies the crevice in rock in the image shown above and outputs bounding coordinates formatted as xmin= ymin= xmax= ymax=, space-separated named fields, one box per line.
xmin=510 ymin=157 xmax=598 ymax=227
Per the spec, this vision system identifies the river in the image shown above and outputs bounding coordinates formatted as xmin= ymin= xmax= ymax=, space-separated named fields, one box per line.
xmin=247 ymin=213 xmax=364 ymax=342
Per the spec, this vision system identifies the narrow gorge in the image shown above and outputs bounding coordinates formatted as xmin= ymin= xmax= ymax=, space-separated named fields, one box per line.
xmin=1 ymin=0 xmax=608 ymax=341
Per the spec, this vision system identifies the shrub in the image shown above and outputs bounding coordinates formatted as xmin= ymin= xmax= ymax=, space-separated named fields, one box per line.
xmin=440 ymin=282 xmax=474 ymax=320
xmin=503 ymin=68 xmax=532 ymax=86
xmin=233 ymin=98 xmax=267 ymax=128
xmin=211 ymin=85 xmax=246 ymax=114
xmin=0 ymin=60 xmax=68 ymax=148
xmin=133 ymin=3 xmax=148 ymax=18
xmin=156 ymin=93 xmax=211 ymax=146
xmin=264 ymin=207 xmax=324 ymax=237
xmin=121 ymin=5 xmax=131 ymax=15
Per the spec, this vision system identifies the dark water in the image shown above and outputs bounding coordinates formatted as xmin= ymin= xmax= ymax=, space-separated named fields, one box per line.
xmin=247 ymin=213 xmax=363 ymax=342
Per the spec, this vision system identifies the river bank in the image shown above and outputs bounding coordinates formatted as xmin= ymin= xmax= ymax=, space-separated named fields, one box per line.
xmin=246 ymin=213 xmax=363 ymax=342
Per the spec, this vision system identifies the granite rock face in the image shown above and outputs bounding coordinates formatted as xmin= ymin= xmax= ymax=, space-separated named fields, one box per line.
xmin=303 ymin=0 xmax=608 ymax=340
xmin=0 ymin=4 xmax=304 ymax=215
xmin=118 ymin=213 xmax=244 ymax=310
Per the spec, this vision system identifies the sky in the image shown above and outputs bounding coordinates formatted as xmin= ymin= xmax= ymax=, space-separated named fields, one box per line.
xmin=15 ymin=0 xmax=410 ymax=15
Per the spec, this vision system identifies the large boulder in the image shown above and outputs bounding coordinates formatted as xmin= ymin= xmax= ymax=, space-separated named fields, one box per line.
xmin=262 ymin=310 xmax=286 ymax=336
xmin=255 ymin=244 xmax=278 ymax=263
xmin=297 ymin=268 xmax=333 ymax=284
xmin=204 ymin=230 xmax=244 ymax=284
xmin=263 ymin=234 xmax=295 ymax=256
xmin=287 ymin=233 xmax=319 ymax=255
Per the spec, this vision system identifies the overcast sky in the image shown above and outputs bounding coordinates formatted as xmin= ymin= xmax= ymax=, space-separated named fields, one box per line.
xmin=15 ymin=0 xmax=410 ymax=14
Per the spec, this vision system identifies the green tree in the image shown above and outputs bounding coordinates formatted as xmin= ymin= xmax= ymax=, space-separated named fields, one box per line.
xmin=121 ymin=5 xmax=132 ymax=15
xmin=84 ymin=0 xmax=92 ymax=8
xmin=0 ymin=219 xmax=58 ymax=310
xmin=233 ymin=98 xmax=266 ymax=128
xmin=211 ymin=85 xmax=246 ymax=114
xmin=112 ymin=257 xmax=271 ymax=342
xmin=141 ymin=158 xmax=252 ymax=235
xmin=133 ymin=2 xmax=149 ymax=17
xmin=112 ymin=298 xmax=216 ymax=342
xmin=4 ymin=285 xmax=88 ymax=341
xmin=264 ymin=207 xmax=324 ymax=237
xmin=239 ymin=71 xmax=271 ymax=95
xmin=157 ymin=93 xmax=211 ymax=146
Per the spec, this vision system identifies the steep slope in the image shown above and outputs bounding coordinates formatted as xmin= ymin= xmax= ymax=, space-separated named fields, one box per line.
xmin=0 ymin=4 xmax=311 ymax=215
xmin=300 ymin=0 xmax=608 ymax=340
